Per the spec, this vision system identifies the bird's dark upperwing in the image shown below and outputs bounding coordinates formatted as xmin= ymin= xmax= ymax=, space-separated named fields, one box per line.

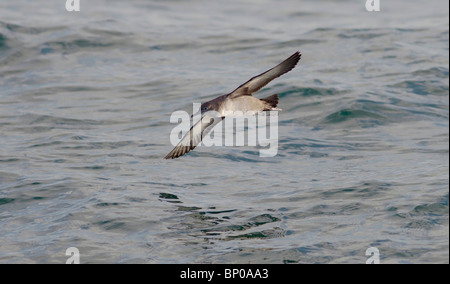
xmin=228 ymin=51 xmax=301 ymax=98
xmin=164 ymin=113 xmax=223 ymax=159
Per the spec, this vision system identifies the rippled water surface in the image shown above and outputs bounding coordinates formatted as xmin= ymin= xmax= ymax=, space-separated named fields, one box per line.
xmin=0 ymin=0 xmax=448 ymax=263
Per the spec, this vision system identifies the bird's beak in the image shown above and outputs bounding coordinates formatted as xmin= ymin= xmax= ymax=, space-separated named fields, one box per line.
xmin=191 ymin=109 xmax=202 ymax=119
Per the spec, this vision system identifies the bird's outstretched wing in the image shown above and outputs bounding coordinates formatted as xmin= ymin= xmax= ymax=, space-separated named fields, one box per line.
xmin=228 ymin=51 xmax=301 ymax=98
xmin=164 ymin=113 xmax=222 ymax=159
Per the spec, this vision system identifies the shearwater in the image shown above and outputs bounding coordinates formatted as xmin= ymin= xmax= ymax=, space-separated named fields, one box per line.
xmin=164 ymin=51 xmax=301 ymax=159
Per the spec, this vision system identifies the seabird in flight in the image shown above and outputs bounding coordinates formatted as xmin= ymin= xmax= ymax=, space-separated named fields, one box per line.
xmin=164 ymin=51 xmax=301 ymax=159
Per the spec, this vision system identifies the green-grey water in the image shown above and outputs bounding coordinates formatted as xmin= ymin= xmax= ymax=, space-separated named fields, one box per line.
xmin=0 ymin=0 xmax=448 ymax=263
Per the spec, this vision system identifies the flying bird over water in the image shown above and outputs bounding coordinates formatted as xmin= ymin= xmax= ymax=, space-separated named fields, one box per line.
xmin=164 ymin=51 xmax=301 ymax=159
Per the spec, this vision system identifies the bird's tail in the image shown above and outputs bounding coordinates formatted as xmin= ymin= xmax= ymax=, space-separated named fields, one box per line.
xmin=261 ymin=94 xmax=281 ymax=111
